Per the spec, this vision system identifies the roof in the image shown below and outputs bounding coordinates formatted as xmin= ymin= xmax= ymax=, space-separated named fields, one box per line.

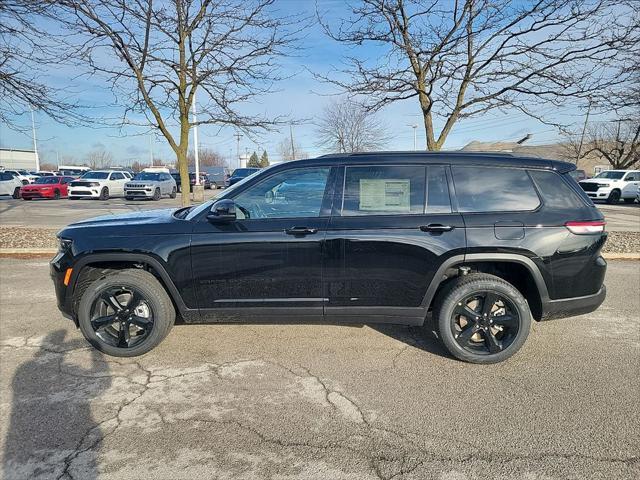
xmin=295 ymin=151 xmax=576 ymax=173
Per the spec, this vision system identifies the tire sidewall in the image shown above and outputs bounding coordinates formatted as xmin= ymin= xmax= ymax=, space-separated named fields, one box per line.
xmin=77 ymin=271 xmax=174 ymax=357
xmin=153 ymin=188 xmax=161 ymax=200
xmin=100 ymin=187 xmax=109 ymax=200
xmin=437 ymin=279 xmax=531 ymax=364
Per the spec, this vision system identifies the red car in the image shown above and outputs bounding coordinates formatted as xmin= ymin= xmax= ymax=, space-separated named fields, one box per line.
xmin=20 ymin=176 xmax=75 ymax=200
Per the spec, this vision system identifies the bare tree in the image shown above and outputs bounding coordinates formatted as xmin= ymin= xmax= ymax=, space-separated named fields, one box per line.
xmin=318 ymin=0 xmax=638 ymax=151
xmin=187 ymin=148 xmax=225 ymax=168
xmin=315 ymin=98 xmax=390 ymax=153
xmin=276 ymin=137 xmax=307 ymax=162
xmin=85 ymin=148 xmax=113 ymax=170
xmin=566 ymin=120 xmax=639 ymax=169
xmin=51 ymin=0 xmax=301 ymax=205
xmin=0 ymin=1 xmax=85 ymax=130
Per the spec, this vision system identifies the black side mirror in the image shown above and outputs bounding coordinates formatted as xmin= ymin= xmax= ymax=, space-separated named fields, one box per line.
xmin=207 ymin=199 xmax=236 ymax=223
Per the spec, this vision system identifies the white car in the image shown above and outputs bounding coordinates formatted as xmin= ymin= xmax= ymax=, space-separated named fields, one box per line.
xmin=3 ymin=169 xmax=39 ymax=184
xmin=579 ymin=170 xmax=640 ymax=204
xmin=68 ymin=170 xmax=131 ymax=200
xmin=0 ymin=171 xmax=23 ymax=198
xmin=124 ymin=171 xmax=177 ymax=200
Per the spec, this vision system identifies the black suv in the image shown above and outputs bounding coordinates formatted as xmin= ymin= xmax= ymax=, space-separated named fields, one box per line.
xmin=51 ymin=152 xmax=607 ymax=363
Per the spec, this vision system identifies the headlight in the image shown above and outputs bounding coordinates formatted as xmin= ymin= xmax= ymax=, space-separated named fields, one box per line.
xmin=58 ymin=238 xmax=72 ymax=252
xmin=89 ymin=182 xmax=100 ymax=187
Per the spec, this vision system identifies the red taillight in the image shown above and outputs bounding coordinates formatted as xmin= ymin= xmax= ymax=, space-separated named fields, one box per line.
xmin=565 ymin=220 xmax=606 ymax=234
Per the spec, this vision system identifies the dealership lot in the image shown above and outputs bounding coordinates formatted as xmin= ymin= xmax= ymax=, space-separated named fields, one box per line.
xmin=0 ymin=258 xmax=638 ymax=479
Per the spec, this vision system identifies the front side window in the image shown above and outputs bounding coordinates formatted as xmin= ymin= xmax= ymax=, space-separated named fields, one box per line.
xmin=595 ymin=171 xmax=624 ymax=180
xmin=111 ymin=172 xmax=125 ymax=180
xmin=452 ymin=166 xmax=540 ymax=212
xmin=342 ymin=165 xmax=426 ymax=216
xmin=233 ymin=167 xmax=330 ymax=219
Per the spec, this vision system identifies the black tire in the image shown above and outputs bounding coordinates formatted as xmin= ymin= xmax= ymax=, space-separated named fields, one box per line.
xmin=12 ymin=187 xmax=20 ymax=199
xmin=152 ymin=188 xmax=161 ymax=201
xmin=169 ymin=187 xmax=177 ymax=199
xmin=99 ymin=187 xmax=109 ymax=201
xmin=433 ymin=273 xmax=531 ymax=364
xmin=53 ymin=189 xmax=60 ymax=200
xmin=212 ymin=182 xmax=218 ymax=190
xmin=23 ymin=197 xmax=32 ymax=201
xmin=606 ymin=189 xmax=621 ymax=204
xmin=623 ymin=198 xmax=635 ymax=204
xmin=69 ymin=196 xmax=78 ymax=200
xmin=21 ymin=179 xmax=29 ymax=185
xmin=77 ymin=269 xmax=175 ymax=357
xmin=125 ymin=196 xmax=133 ymax=201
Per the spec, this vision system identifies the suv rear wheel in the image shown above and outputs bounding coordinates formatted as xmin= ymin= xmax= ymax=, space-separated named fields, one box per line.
xmin=77 ymin=269 xmax=175 ymax=357
xmin=433 ymin=273 xmax=531 ymax=364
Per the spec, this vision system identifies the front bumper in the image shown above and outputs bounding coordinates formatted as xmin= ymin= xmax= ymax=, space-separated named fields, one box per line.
xmin=124 ymin=188 xmax=154 ymax=198
xmin=50 ymin=249 xmax=76 ymax=322
xmin=68 ymin=186 xmax=101 ymax=198
xmin=21 ymin=190 xmax=55 ymax=198
xmin=541 ymin=285 xmax=606 ymax=320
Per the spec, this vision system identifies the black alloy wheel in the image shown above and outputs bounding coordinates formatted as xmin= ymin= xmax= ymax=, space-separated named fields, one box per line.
xmin=89 ymin=286 xmax=154 ymax=349
xmin=451 ymin=291 xmax=520 ymax=355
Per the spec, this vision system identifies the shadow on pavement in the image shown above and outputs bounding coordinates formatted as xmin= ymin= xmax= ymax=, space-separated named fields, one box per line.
xmin=370 ymin=316 xmax=453 ymax=360
xmin=3 ymin=329 xmax=110 ymax=480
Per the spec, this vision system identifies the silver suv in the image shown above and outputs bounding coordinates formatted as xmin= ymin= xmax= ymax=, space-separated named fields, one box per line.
xmin=124 ymin=172 xmax=177 ymax=201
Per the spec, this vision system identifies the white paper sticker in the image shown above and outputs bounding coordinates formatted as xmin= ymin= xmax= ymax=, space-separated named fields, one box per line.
xmin=359 ymin=179 xmax=411 ymax=212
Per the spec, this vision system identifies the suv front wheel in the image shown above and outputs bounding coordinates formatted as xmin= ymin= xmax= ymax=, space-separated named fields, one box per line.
xmin=433 ymin=273 xmax=531 ymax=364
xmin=77 ymin=269 xmax=175 ymax=357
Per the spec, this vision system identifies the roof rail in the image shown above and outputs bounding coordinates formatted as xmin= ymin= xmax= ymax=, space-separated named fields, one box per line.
xmin=318 ymin=150 xmax=517 ymax=158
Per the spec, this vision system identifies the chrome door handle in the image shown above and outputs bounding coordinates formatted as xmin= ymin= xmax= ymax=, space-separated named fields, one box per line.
xmin=420 ymin=224 xmax=454 ymax=232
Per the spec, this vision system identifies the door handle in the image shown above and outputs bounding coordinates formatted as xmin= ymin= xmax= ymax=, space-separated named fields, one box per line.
xmin=420 ymin=224 xmax=454 ymax=232
xmin=285 ymin=226 xmax=318 ymax=235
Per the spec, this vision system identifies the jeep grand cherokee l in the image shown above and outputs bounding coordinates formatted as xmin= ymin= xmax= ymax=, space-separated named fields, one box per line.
xmin=51 ymin=152 xmax=607 ymax=363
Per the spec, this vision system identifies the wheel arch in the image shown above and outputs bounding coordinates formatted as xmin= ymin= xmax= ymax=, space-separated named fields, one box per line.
xmin=422 ymin=254 xmax=549 ymax=321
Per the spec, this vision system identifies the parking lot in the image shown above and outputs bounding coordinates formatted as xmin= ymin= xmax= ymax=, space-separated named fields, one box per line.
xmin=0 ymin=258 xmax=638 ymax=479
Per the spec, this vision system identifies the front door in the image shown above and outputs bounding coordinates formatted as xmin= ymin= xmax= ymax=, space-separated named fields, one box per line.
xmin=324 ymin=164 xmax=466 ymax=325
xmin=191 ymin=166 xmax=336 ymax=322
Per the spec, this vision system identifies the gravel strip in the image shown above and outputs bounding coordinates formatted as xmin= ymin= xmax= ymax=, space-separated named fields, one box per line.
xmin=0 ymin=226 xmax=638 ymax=253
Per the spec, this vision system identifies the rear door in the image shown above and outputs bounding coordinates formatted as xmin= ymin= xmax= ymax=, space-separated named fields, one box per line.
xmin=109 ymin=172 xmax=126 ymax=195
xmin=323 ymin=163 xmax=466 ymax=325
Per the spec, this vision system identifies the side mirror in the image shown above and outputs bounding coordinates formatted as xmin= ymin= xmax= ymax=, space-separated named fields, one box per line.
xmin=207 ymin=198 xmax=236 ymax=223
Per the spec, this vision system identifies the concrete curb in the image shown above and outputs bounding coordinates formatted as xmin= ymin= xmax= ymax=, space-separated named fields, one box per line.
xmin=0 ymin=248 xmax=638 ymax=260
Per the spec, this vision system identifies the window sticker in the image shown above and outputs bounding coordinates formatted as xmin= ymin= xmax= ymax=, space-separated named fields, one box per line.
xmin=359 ymin=179 xmax=410 ymax=212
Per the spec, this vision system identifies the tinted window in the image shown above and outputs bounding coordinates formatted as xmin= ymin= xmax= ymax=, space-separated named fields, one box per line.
xmin=529 ymin=170 xmax=585 ymax=209
xmin=234 ymin=167 xmax=330 ymax=219
xmin=0 ymin=173 xmax=12 ymax=181
xmin=111 ymin=172 xmax=125 ymax=180
xmin=625 ymin=172 xmax=639 ymax=181
xmin=342 ymin=165 xmax=425 ymax=216
xmin=452 ymin=166 xmax=540 ymax=212
xmin=595 ymin=171 xmax=624 ymax=179
xmin=426 ymin=166 xmax=451 ymax=214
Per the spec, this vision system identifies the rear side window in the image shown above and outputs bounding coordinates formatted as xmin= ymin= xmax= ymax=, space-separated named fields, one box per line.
xmin=342 ymin=165 xmax=425 ymax=216
xmin=452 ymin=166 xmax=540 ymax=212
xmin=529 ymin=170 xmax=587 ymax=209
xmin=426 ymin=166 xmax=451 ymax=214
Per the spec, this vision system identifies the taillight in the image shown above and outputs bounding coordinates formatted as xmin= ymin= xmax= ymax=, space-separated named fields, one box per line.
xmin=565 ymin=220 xmax=606 ymax=234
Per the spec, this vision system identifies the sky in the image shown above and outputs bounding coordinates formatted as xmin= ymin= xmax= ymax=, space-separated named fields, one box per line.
xmin=0 ymin=0 xmax=615 ymax=169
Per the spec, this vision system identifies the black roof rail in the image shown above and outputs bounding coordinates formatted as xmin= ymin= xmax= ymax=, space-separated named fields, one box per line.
xmin=318 ymin=150 xmax=517 ymax=158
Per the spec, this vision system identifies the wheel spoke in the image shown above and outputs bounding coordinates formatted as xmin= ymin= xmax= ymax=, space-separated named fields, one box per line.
xmin=129 ymin=315 xmax=152 ymax=329
xmin=102 ymin=293 xmax=124 ymax=312
xmin=117 ymin=322 xmax=130 ymax=347
xmin=492 ymin=314 xmax=517 ymax=328
xmin=456 ymin=325 xmax=478 ymax=346
xmin=127 ymin=291 xmax=143 ymax=310
xmin=91 ymin=314 xmax=116 ymax=329
xmin=481 ymin=292 xmax=498 ymax=317
xmin=483 ymin=329 xmax=502 ymax=353
xmin=453 ymin=304 xmax=479 ymax=320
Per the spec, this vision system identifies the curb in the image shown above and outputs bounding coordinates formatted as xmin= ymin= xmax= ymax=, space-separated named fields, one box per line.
xmin=0 ymin=249 xmax=638 ymax=260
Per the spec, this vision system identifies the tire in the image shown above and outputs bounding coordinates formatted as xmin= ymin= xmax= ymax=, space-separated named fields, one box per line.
xmin=606 ymin=189 xmax=621 ymax=204
xmin=23 ymin=197 xmax=32 ymax=201
xmin=433 ymin=273 xmax=532 ymax=364
xmin=12 ymin=187 xmax=20 ymax=199
xmin=21 ymin=179 xmax=29 ymax=185
xmin=170 ymin=187 xmax=177 ymax=199
xmin=77 ymin=269 xmax=175 ymax=357
xmin=53 ymin=190 xmax=60 ymax=200
xmin=69 ymin=196 xmax=78 ymax=200
xmin=125 ymin=196 xmax=133 ymax=201
xmin=623 ymin=198 xmax=635 ymax=204
xmin=99 ymin=187 xmax=109 ymax=201
xmin=212 ymin=182 xmax=218 ymax=190
xmin=152 ymin=188 xmax=161 ymax=201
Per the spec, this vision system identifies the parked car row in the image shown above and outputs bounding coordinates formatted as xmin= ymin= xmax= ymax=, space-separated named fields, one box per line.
xmin=579 ymin=169 xmax=640 ymax=204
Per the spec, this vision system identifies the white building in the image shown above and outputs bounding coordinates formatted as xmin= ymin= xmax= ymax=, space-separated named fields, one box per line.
xmin=0 ymin=148 xmax=39 ymax=171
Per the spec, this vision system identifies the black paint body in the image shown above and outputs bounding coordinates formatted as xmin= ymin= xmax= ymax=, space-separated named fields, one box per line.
xmin=51 ymin=152 xmax=607 ymax=327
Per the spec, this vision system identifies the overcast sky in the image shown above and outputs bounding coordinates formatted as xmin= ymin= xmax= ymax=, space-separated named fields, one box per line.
xmin=0 ymin=0 xmax=613 ymax=169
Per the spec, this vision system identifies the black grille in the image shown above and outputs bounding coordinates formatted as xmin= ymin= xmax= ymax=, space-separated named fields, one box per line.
xmin=71 ymin=182 xmax=93 ymax=187
xmin=580 ymin=183 xmax=599 ymax=192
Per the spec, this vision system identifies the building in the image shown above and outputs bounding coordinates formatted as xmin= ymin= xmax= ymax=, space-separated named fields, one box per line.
xmin=0 ymin=148 xmax=39 ymax=171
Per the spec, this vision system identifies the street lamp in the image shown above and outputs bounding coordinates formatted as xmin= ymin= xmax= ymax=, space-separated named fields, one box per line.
xmin=407 ymin=123 xmax=418 ymax=150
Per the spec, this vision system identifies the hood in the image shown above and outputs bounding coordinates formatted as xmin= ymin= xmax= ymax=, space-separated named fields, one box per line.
xmin=580 ymin=178 xmax=617 ymax=185
xmin=69 ymin=208 xmax=176 ymax=228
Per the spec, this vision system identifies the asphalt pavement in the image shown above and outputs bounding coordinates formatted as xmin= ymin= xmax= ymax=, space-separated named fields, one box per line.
xmin=0 ymin=258 xmax=638 ymax=479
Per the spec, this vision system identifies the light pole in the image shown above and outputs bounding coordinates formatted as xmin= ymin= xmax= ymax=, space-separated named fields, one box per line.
xmin=30 ymin=107 xmax=40 ymax=171
xmin=407 ymin=123 xmax=418 ymax=150
xmin=191 ymin=90 xmax=200 ymax=185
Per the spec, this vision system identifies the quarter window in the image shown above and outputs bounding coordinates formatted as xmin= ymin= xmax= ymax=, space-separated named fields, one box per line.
xmin=452 ymin=166 xmax=540 ymax=212
xmin=529 ymin=170 xmax=585 ymax=209
xmin=342 ymin=165 xmax=426 ymax=216
xmin=233 ymin=167 xmax=330 ymax=219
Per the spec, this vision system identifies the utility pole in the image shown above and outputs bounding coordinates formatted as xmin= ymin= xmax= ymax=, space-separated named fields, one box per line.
xmin=407 ymin=123 xmax=418 ymax=150
xmin=234 ymin=132 xmax=243 ymax=170
xmin=577 ymin=101 xmax=592 ymax=166
xmin=30 ymin=107 xmax=40 ymax=171
xmin=289 ymin=125 xmax=296 ymax=160
xmin=149 ymin=134 xmax=154 ymax=166
xmin=191 ymin=91 xmax=200 ymax=185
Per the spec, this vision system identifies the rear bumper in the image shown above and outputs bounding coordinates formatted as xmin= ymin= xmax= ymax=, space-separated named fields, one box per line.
xmin=540 ymin=285 xmax=606 ymax=320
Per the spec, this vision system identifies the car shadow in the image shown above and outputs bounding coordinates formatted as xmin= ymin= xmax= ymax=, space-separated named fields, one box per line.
xmin=3 ymin=329 xmax=110 ymax=480
xmin=369 ymin=316 xmax=454 ymax=360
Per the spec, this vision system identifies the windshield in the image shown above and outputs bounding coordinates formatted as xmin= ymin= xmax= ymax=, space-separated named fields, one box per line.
xmin=595 ymin=171 xmax=625 ymax=179
xmin=34 ymin=177 xmax=59 ymax=184
xmin=81 ymin=171 xmax=109 ymax=180
xmin=134 ymin=172 xmax=161 ymax=181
